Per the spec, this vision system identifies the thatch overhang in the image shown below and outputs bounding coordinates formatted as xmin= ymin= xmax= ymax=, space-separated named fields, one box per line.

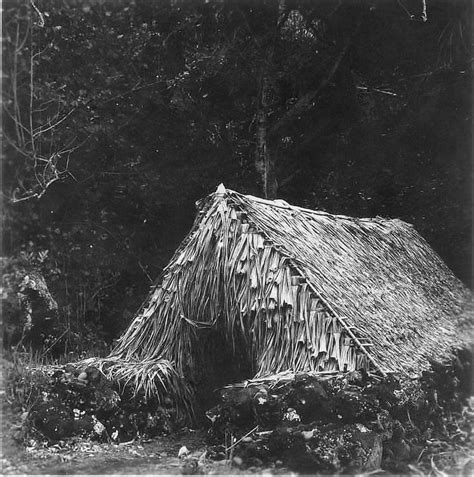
xmin=99 ymin=185 xmax=471 ymax=410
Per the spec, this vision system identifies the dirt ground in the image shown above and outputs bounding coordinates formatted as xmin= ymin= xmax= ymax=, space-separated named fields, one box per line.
xmin=1 ymin=429 xmax=289 ymax=475
xmin=3 ymin=425 xmax=472 ymax=476
xmin=2 ymin=429 xmax=210 ymax=475
xmin=1 ymin=401 xmax=291 ymax=476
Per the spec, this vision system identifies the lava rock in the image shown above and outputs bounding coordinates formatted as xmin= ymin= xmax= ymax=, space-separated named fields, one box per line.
xmin=346 ymin=427 xmax=383 ymax=472
xmin=30 ymin=400 xmax=75 ymax=441
xmin=333 ymin=388 xmax=380 ymax=423
xmin=288 ymin=379 xmax=330 ymax=422
xmin=383 ymin=438 xmax=412 ymax=472
xmin=73 ymin=415 xmax=95 ymax=436
xmin=84 ymin=366 xmax=102 ymax=384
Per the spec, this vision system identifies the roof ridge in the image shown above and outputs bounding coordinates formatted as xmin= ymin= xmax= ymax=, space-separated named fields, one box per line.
xmin=220 ymin=188 xmax=409 ymax=226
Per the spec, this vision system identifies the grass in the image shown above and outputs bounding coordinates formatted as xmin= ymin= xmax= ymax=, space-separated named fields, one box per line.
xmin=78 ymin=355 xmax=195 ymax=421
xmin=3 ymin=352 xmax=54 ymax=413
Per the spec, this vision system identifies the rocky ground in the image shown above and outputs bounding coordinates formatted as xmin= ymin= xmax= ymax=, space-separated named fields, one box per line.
xmin=2 ymin=415 xmax=293 ymax=475
xmin=1 ymin=418 xmax=471 ymax=476
xmin=2 ymin=351 xmax=472 ymax=475
xmin=205 ymin=367 xmax=473 ymax=475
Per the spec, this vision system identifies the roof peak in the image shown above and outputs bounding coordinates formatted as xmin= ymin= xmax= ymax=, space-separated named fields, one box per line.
xmin=215 ymin=183 xmax=226 ymax=195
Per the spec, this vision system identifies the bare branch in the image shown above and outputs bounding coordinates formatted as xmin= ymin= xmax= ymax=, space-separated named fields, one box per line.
xmin=30 ymin=0 xmax=45 ymax=27
xmin=12 ymin=23 xmax=25 ymax=147
xmin=3 ymin=105 xmax=31 ymax=137
xmin=29 ymin=30 xmax=35 ymax=156
xmin=16 ymin=22 xmax=31 ymax=52
xmin=4 ymin=2 xmax=83 ymax=203
xmin=3 ymin=132 xmax=33 ymax=159
xmin=32 ymin=108 xmax=76 ymax=138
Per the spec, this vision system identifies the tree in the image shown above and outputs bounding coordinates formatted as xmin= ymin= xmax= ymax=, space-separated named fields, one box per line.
xmin=2 ymin=0 xmax=471 ymax=352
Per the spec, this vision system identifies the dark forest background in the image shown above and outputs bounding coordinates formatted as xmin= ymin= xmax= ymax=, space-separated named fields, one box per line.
xmin=2 ymin=0 xmax=471 ymax=353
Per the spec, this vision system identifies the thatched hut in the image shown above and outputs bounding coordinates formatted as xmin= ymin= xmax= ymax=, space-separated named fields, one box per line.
xmin=97 ymin=185 xmax=471 ymax=414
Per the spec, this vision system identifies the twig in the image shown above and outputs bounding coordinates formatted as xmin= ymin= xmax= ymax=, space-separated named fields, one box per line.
xmin=417 ymin=447 xmax=426 ymax=462
xmin=32 ymin=108 xmax=76 ymax=138
xmin=397 ymin=0 xmax=427 ymax=22
xmin=30 ymin=0 xmax=45 ymax=28
xmin=397 ymin=0 xmax=413 ymax=18
xmin=118 ymin=438 xmax=136 ymax=446
xmin=356 ymin=86 xmax=398 ymax=97
xmin=138 ymin=261 xmax=153 ymax=283
xmin=41 ymin=328 xmax=68 ymax=356
xmin=225 ymin=425 xmax=259 ymax=452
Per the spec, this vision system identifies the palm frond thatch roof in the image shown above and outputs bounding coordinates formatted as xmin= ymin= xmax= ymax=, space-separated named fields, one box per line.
xmin=224 ymin=189 xmax=471 ymax=374
xmin=108 ymin=185 xmax=471 ymax=403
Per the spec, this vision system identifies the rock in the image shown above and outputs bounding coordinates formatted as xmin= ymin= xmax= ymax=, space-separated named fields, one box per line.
xmin=217 ymin=387 xmax=256 ymax=428
xmin=178 ymin=445 xmax=190 ymax=458
xmin=384 ymin=438 xmax=410 ymax=462
xmin=282 ymin=408 xmax=300 ymax=424
xmin=180 ymin=458 xmax=198 ymax=475
xmin=94 ymin=385 xmax=121 ymax=412
xmin=84 ymin=366 xmax=102 ymax=384
xmin=345 ymin=370 xmax=367 ymax=386
xmin=333 ymin=388 xmax=379 ymax=423
xmin=373 ymin=409 xmax=394 ymax=440
xmin=72 ymin=415 xmax=94 ymax=436
xmin=221 ymin=386 xmax=256 ymax=406
xmin=247 ymin=457 xmax=263 ymax=467
xmin=30 ymin=400 xmax=75 ymax=441
xmin=262 ymin=423 xmax=382 ymax=473
xmin=206 ymin=445 xmax=226 ymax=460
xmin=352 ymin=428 xmax=383 ymax=472
xmin=254 ymin=393 xmax=286 ymax=427
xmin=232 ymin=456 xmax=243 ymax=467
xmin=289 ymin=379 xmax=330 ymax=422
xmin=382 ymin=438 xmax=412 ymax=473
xmin=254 ymin=388 xmax=268 ymax=405
xmin=64 ymin=364 xmax=76 ymax=374
xmin=92 ymin=418 xmax=106 ymax=437
xmin=77 ymin=372 xmax=88 ymax=381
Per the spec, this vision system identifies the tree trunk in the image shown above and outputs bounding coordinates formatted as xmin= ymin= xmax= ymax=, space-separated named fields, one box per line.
xmin=254 ymin=0 xmax=289 ymax=199
xmin=255 ymin=75 xmax=278 ymax=199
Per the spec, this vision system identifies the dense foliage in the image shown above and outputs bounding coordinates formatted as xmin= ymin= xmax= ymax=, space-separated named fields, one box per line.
xmin=2 ymin=0 xmax=471 ymax=351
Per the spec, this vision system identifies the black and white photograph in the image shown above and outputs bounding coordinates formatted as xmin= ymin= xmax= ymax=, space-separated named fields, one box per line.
xmin=1 ymin=0 xmax=472 ymax=475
